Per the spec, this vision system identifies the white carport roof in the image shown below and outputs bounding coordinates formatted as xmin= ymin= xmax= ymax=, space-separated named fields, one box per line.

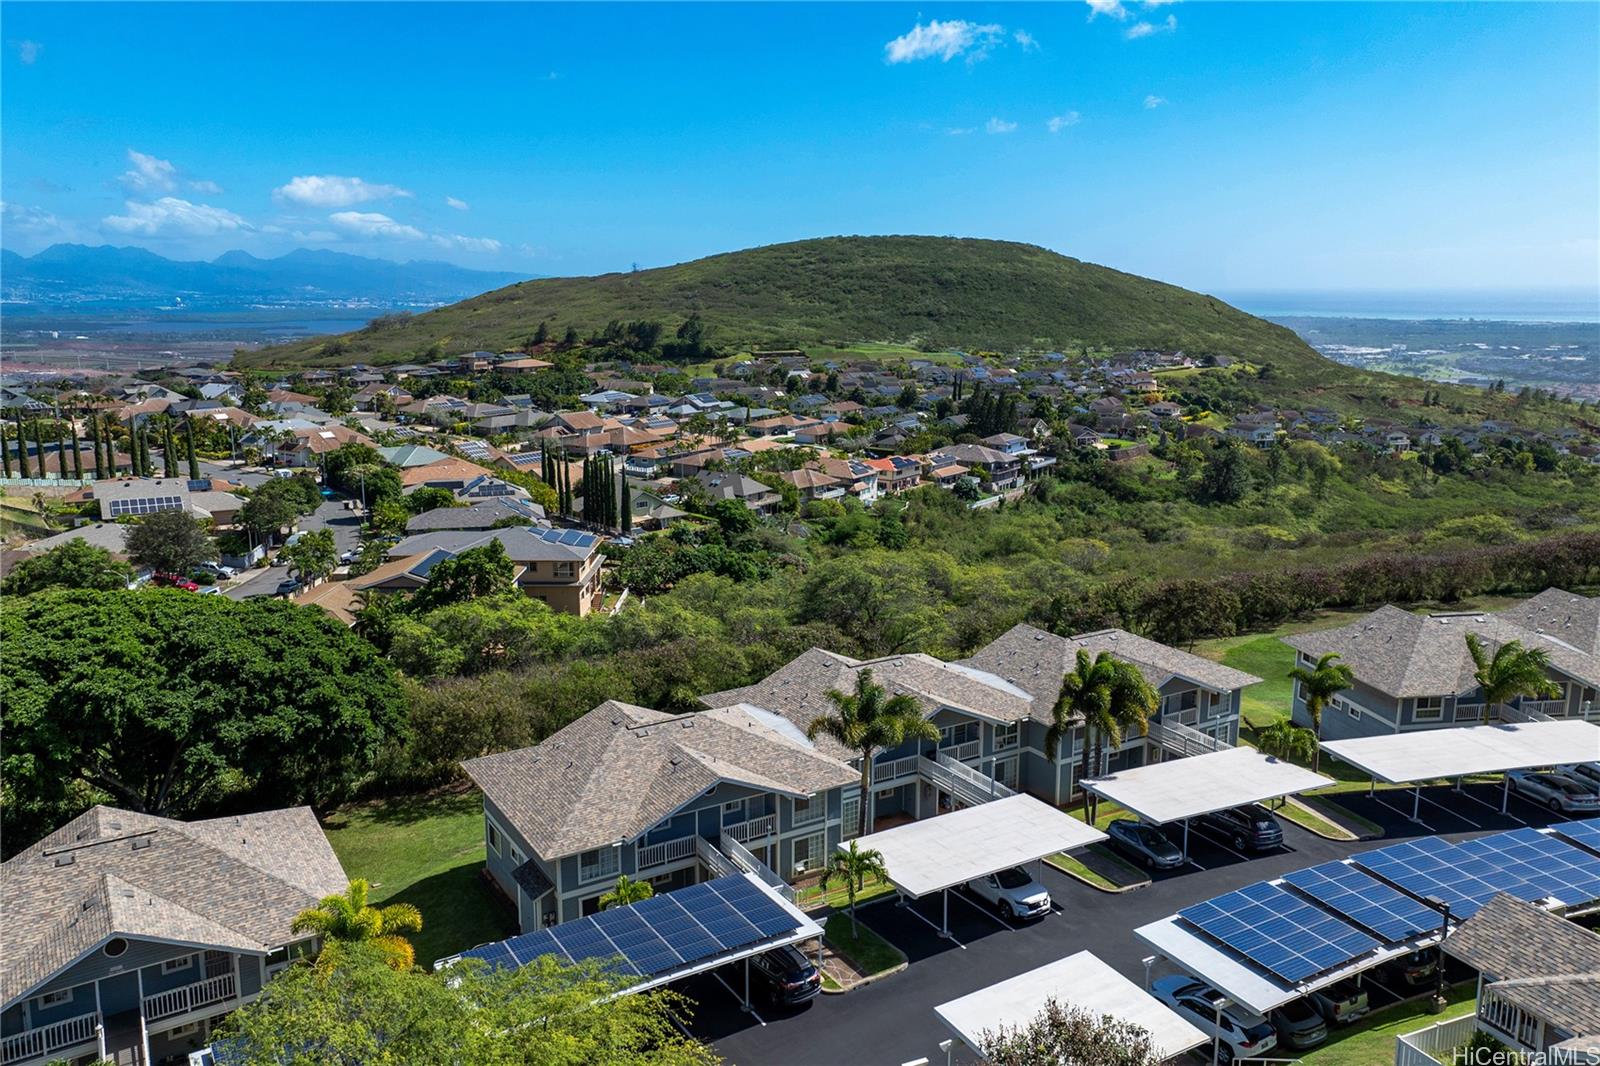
xmin=848 ymin=794 xmax=1106 ymax=898
xmin=1135 ymin=915 xmax=1430 ymax=1017
xmin=1082 ymin=746 xmax=1335 ymax=825
xmin=935 ymin=950 xmax=1208 ymax=1062
xmin=1321 ymin=720 xmax=1600 ymax=785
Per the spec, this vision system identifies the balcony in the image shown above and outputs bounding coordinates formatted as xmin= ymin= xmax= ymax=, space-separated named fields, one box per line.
xmin=635 ymin=835 xmax=696 ymax=871
xmin=724 ymin=814 xmax=777 ymax=845
xmin=144 ymin=971 xmax=237 ymax=1023
xmin=870 ymin=755 xmax=922 ymax=787
xmin=2 ymin=1012 xmax=100 ymax=1066
xmin=940 ymin=739 xmax=981 ymax=764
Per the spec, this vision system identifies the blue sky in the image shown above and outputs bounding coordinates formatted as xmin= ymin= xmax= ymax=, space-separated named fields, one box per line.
xmin=3 ymin=2 xmax=1596 ymax=294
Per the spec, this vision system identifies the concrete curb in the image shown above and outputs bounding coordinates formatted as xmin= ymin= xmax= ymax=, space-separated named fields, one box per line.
xmin=1287 ymin=794 xmax=1384 ymax=841
xmin=1046 ymin=853 xmax=1149 ymax=895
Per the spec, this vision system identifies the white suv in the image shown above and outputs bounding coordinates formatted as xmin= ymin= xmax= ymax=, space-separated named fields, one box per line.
xmin=1152 ymin=976 xmax=1279 ymax=1066
xmin=965 ymin=866 xmax=1050 ymax=921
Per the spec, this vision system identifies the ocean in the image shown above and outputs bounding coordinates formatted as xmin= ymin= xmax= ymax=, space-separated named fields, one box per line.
xmin=1220 ymin=290 xmax=1600 ymax=324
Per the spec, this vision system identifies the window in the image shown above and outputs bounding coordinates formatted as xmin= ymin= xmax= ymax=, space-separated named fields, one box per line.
xmin=486 ymin=819 xmax=502 ymax=857
xmin=994 ymin=722 xmax=1019 ymax=750
xmin=792 ymin=793 xmax=823 ymax=827
xmin=37 ymin=988 xmax=74 ymax=1009
xmin=841 ymin=795 xmax=861 ymax=840
xmin=938 ymin=721 xmax=978 ymax=748
xmin=166 ymin=1023 xmax=199 ymax=1038
xmin=510 ymin=845 xmax=524 ymax=866
xmin=578 ymin=847 xmax=619 ymax=882
xmin=1343 ymin=699 xmax=1362 ymax=721
xmin=162 ymin=956 xmax=196 ymax=975
xmin=791 ymin=832 xmax=826 ymax=876
xmin=553 ymin=561 xmax=576 ymax=579
xmin=1414 ymin=697 xmax=1444 ymax=722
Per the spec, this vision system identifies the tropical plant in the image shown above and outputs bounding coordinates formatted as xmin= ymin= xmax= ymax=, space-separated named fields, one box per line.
xmin=1466 ymin=633 xmax=1561 ymax=724
xmin=1046 ymin=649 xmax=1159 ymax=823
xmin=290 ymin=879 xmax=423 ymax=971
xmin=1286 ymin=652 xmax=1354 ymax=772
xmin=981 ymin=997 xmax=1160 ymax=1066
xmin=599 ymin=874 xmax=654 ymax=910
xmin=1256 ymin=720 xmax=1318 ymax=765
xmin=806 ymin=668 xmax=940 ymax=838
xmin=824 ymin=840 xmax=888 ymax=936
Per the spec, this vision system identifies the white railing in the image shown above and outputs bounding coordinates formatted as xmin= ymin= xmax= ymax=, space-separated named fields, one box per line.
xmin=636 ymin=834 xmax=696 ymax=871
xmin=1149 ymin=718 xmax=1226 ymax=758
xmin=1 ymin=1012 xmax=99 ymax=1066
xmin=725 ymin=813 xmax=777 ymax=844
xmin=1515 ymin=699 xmax=1565 ymax=720
xmin=1480 ymin=990 xmax=1540 ymax=1050
xmin=719 ymin=834 xmax=797 ymax=905
xmin=695 ymin=835 xmax=738 ymax=879
xmin=1498 ymin=702 xmax=1556 ymax=724
xmin=935 ymin=752 xmax=1015 ymax=799
xmin=870 ymin=755 xmax=922 ymax=786
xmin=143 ymin=971 xmax=236 ymax=1022
xmin=923 ymin=754 xmax=1012 ymax=809
xmin=1394 ymin=1013 xmax=1476 ymax=1066
xmin=940 ymin=740 xmax=982 ymax=763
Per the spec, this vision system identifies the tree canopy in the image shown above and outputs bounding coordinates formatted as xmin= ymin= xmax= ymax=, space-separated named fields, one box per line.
xmin=124 ymin=507 xmax=218 ymax=574
xmin=980 ymin=998 xmax=1161 ymax=1066
xmin=2 ymin=539 xmax=133 ymax=596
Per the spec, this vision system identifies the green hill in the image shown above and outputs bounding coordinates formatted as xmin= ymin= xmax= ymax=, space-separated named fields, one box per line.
xmin=234 ymin=236 xmax=1331 ymax=376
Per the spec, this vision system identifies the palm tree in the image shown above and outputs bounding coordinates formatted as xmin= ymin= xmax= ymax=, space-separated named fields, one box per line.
xmin=599 ymin=874 xmax=654 ymax=910
xmin=290 ymin=879 xmax=422 ymax=971
xmin=807 ymin=669 xmax=940 ymax=838
xmin=1256 ymin=720 xmax=1318 ymax=765
xmin=1286 ymin=652 xmax=1354 ymax=772
xmin=1046 ymin=649 xmax=1159 ymax=824
xmin=824 ymin=841 xmax=888 ymax=936
xmin=1466 ymin=633 xmax=1561 ymax=724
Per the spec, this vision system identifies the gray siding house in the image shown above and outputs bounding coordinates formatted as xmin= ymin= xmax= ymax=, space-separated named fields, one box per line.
xmin=1283 ymin=590 xmax=1600 ymax=741
xmin=1 ymin=806 xmax=347 ymax=1066
xmin=463 ymin=702 xmax=859 ymax=931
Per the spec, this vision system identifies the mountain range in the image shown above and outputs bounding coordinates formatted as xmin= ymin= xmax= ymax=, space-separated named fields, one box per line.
xmin=0 ymin=244 xmax=532 ymax=313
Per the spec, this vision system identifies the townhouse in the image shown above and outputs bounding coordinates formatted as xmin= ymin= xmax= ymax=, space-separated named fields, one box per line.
xmin=463 ymin=701 xmax=859 ymax=930
xmin=1283 ymin=589 xmax=1600 ymax=739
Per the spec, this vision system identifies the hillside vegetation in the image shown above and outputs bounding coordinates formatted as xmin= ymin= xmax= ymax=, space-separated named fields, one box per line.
xmin=238 ymin=235 xmax=1328 ymax=374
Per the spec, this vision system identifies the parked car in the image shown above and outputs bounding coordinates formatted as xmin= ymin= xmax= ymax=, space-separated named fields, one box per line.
xmin=1197 ymin=804 xmax=1285 ymax=852
xmin=747 ymin=945 xmax=821 ymax=1007
xmin=965 ymin=866 xmax=1051 ymax=921
xmin=1106 ymin=818 xmax=1185 ymax=870
xmin=152 ymin=572 xmax=200 ymax=592
xmin=1271 ymin=997 xmax=1329 ymax=1049
xmin=198 ymin=586 xmax=223 ymax=596
xmin=1561 ymin=763 xmax=1600 ymax=793
xmin=195 ymin=561 xmax=238 ymax=579
xmin=1507 ymin=770 xmax=1600 ymax=814
xmin=1152 ymin=976 xmax=1278 ymax=1065
xmin=1377 ymin=949 xmax=1439 ymax=988
xmin=1311 ymin=979 xmax=1370 ymax=1024
xmin=274 ymin=577 xmax=303 ymax=597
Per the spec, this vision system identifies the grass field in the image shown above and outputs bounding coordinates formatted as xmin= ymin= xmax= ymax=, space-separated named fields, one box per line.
xmin=323 ymin=789 xmax=515 ymax=969
xmin=796 ymin=872 xmax=896 ymax=911
xmin=823 ymin=913 xmax=903 ymax=977
xmin=1297 ymin=983 xmax=1476 ymax=1066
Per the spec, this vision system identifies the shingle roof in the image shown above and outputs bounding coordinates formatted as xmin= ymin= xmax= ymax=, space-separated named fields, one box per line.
xmin=960 ymin=623 xmax=1261 ymax=723
xmin=1283 ymin=598 xmax=1600 ymax=697
xmin=404 ymin=498 xmax=546 ymax=532
xmin=1444 ymin=893 xmax=1600 ymax=1037
xmin=1495 ymin=589 xmax=1600 ymax=658
xmin=462 ymin=702 xmax=857 ymax=859
xmin=3 ymin=806 xmax=346 ymax=1007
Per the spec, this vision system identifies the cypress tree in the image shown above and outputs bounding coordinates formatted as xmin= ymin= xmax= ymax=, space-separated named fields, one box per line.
xmin=70 ymin=421 xmax=83 ymax=480
xmin=16 ymin=424 xmax=31 ymax=479
xmin=90 ymin=417 xmax=103 ymax=479
xmin=2 ymin=429 xmax=11 ymax=478
xmin=163 ymin=423 xmax=178 ymax=478
xmin=33 ymin=421 xmax=47 ymax=476
xmin=605 ymin=462 xmax=617 ymax=528
xmin=55 ymin=421 xmax=67 ymax=478
xmin=139 ymin=425 xmax=152 ymax=477
xmin=619 ymin=468 xmax=631 ymax=534
xmin=562 ymin=457 xmax=572 ymax=517
xmin=186 ymin=419 xmax=201 ymax=480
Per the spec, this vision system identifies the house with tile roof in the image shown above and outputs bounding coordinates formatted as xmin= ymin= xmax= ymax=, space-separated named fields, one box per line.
xmin=462 ymin=701 xmax=858 ymax=929
xmin=0 ymin=806 xmax=346 ymax=1066
xmin=1282 ymin=589 xmax=1600 ymax=740
xmin=375 ymin=526 xmax=604 ymax=615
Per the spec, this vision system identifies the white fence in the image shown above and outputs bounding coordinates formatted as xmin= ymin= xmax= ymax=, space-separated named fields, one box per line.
xmin=1 ymin=1012 xmax=99 ymax=1066
xmin=1394 ymin=1013 xmax=1476 ymax=1066
xmin=143 ymin=971 xmax=237 ymax=1022
xmin=1149 ymin=718 xmax=1227 ymax=758
xmin=636 ymin=834 xmax=696 ymax=871
xmin=719 ymin=834 xmax=797 ymax=905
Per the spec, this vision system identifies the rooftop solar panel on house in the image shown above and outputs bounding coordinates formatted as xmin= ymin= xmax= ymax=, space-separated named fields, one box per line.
xmin=1282 ymin=862 xmax=1441 ymax=942
xmin=1179 ymin=881 xmax=1379 ymax=984
xmin=1552 ymin=819 xmax=1600 ymax=855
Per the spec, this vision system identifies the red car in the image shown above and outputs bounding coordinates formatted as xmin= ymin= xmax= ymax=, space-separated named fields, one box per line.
xmin=152 ymin=572 xmax=201 ymax=592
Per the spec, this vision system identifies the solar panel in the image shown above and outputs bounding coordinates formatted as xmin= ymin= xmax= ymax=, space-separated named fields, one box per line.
xmin=460 ymin=941 xmax=517 ymax=971
xmin=1354 ymin=838 xmax=1547 ymax=917
xmin=1179 ymin=881 xmax=1379 ymax=984
xmin=707 ymin=876 xmax=801 ymax=939
xmin=669 ymin=882 xmax=763 ymax=951
xmin=643 ymin=896 xmax=725 ymax=961
xmin=504 ymin=930 xmax=566 ymax=966
xmin=590 ymin=905 xmax=684 ymax=976
xmin=1456 ymin=829 xmax=1600 ymax=906
xmin=550 ymin=921 xmax=637 ymax=974
xmin=1282 ymin=862 xmax=1442 ymax=942
xmin=1552 ymin=819 xmax=1600 ymax=856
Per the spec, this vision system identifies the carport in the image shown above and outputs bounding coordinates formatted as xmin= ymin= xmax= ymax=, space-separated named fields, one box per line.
xmin=934 ymin=950 xmax=1208 ymax=1063
xmin=1082 ymin=746 xmax=1335 ymax=861
xmin=846 ymin=793 xmax=1106 ymax=938
xmin=1320 ymin=719 xmax=1600 ymax=824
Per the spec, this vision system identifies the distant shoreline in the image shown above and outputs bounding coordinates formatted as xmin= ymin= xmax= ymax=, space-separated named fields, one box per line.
xmin=1222 ymin=291 xmax=1599 ymax=325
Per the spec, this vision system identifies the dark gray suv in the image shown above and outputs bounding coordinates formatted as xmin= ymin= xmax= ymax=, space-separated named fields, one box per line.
xmin=1198 ymin=804 xmax=1284 ymax=852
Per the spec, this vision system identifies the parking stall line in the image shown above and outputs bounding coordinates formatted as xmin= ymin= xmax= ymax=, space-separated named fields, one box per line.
xmin=1373 ymin=793 xmax=1435 ymax=832
xmin=951 ymin=889 xmax=1015 ymax=933
xmin=898 ymin=900 xmax=966 ymax=949
xmin=1417 ymin=792 xmax=1482 ymax=830
xmin=710 ymin=972 xmax=766 ymax=1027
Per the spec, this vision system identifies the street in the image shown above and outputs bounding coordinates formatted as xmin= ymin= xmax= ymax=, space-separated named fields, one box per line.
xmin=222 ymin=494 xmax=364 ymax=600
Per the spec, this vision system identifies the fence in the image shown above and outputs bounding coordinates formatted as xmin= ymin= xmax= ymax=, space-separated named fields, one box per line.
xmin=1394 ymin=1013 xmax=1476 ymax=1066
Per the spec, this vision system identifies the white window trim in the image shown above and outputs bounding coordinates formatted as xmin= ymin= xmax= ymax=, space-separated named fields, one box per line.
xmin=37 ymin=988 xmax=74 ymax=1009
xmin=162 ymin=956 xmax=196 ymax=975
xmin=1413 ymin=697 xmax=1444 ymax=722
xmin=486 ymin=817 xmax=503 ymax=857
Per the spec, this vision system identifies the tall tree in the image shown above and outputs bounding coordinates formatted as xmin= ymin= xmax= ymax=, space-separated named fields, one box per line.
xmin=1 ymin=427 xmax=10 ymax=478
xmin=1046 ymin=649 xmax=1159 ymax=823
xmin=185 ymin=417 xmax=201 ymax=479
xmin=1466 ymin=633 xmax=1561 ymax=724
xmin=1285 ymin=652 xmax=1354 ymax=771
xmin=806 ymin=668 xmax=940 ymax=838
xmin=163 ymin=421 xmax=179 ymax=478
xmin=291 ymin=879 xmax=422 ymax=971
xmin=15 ymin=423 xmax=31 ymax=479
xmin=824 ymin=840 xmax=888 ymax=936
xmin=619 ymin=468 xmax=632 ymax=534
xmin=69 ymin=420 xmax=83 ymax=480
xmin=31 ymin=421 xmax=47 ymax=477
xmin=124 ymin=508 xmax=218 ymax=575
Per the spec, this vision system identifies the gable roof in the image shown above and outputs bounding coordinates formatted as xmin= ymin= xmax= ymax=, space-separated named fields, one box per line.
xmin=404 ymin=497 xmax=546 ymax=532
xmin=1444 ymin=893 xmax=1600 ymax=1037
xmin=462 ymin=702 xmax=856 ymax=860
xmin=2 ymin=806 xmax=346 ymax=1007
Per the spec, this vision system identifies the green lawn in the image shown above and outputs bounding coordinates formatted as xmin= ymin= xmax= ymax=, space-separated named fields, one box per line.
xmin=1047 ymin=844 xmax=1146 ymax=891
xmin=323 ymin=789 xmax=515 ymax=969
xmin=1297 ymin=983 xmax=1476 ymax=1066
xmin=796 ymin=873 xmax=896 ymax=911
xmin=823 ymin=913 xmax=903 ymax=977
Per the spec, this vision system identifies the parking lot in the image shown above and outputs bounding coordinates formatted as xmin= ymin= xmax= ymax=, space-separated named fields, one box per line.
xmin=688 ymin=787 xmax=1576 ymax=1066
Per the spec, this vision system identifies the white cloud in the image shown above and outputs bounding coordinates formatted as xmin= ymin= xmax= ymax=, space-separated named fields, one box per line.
xmin=884 ymin=19 xmax=1004 ymax=64
xmin=1 ymin=201 xmax=61 ymax=234
xmin=946 ymin=126 xmax=976 ymax=136
xmin=1127 ymin=15 xmax=1178 ymax=39
xmin=1144 ymin=94 xmax=1168 ymax=109
xmin=16 ymin=40 xmax=41 ymax=64
xmin=1013 ymin=30 xmax=1039 ymax=51
xmin=328 ymin=211 xmax=425 ymax=240
xmin=1086 ymin=0 xmax=1129 ymax=21
xmin=432 ymin=234 xmax=501 ymax=253
xmin=1047 ymin=112 xmax=1082 ymax=133
xmin=121 ymin=150 xmax=178 ymax=194
xmin=274 ymin=175 xmax=412 ymax=208
xmin=445 ymin=196 xmax=470 ymax=211
xmin=188 ymin=179 xmax=223 ymax=195
xmin=985 ymin=117 xmax=1018 ymax=135
xmin=103 ymin=197 xmax=251 ymax=237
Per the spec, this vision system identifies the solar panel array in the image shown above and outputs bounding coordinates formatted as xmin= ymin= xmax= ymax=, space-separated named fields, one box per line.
xmin=455 ymin=439 xmax=492 ymax=460
xmin=1455 ymin=829 xmax=1600 ymax=907
xmin=1179 ymin=881 xmax=1380 ymax=984
xmin=1553 ymin=819 xmax=1600 ymax=855
xmin=108 ymin=495 xmax=185 ymax=517
xmin=457 ymin=874 xmax=801 ymax=981
xmin=1282 ymin=862 xmax=1441 ymax=942
xmin=533 ymin=527 xmax=598 ymax=549
xmin=1353 ymin=837 xmax=1548 ymax=917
